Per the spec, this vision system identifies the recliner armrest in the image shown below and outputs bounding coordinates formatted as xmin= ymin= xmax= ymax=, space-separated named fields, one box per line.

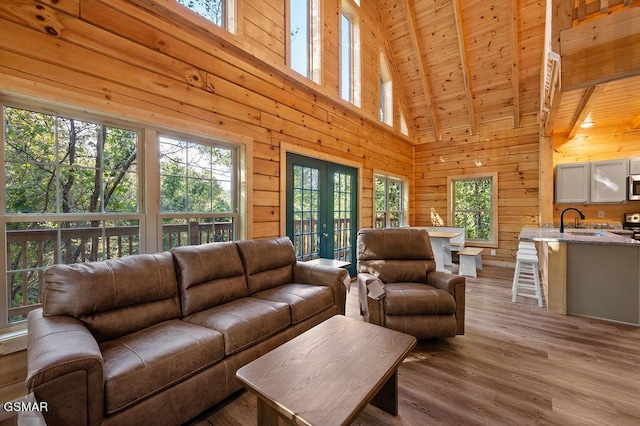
xmin=357 ymin=273 xmax=385 ymax=325
xmin=293 ymin=262 xmax=349 ymax=314
xmin=27 ymin=309 xmax=104 ymax=426
xmin=427 ymin=272 xmax=466 ymax=335
xmin=427 ymin=271 xmax=465 ymax=294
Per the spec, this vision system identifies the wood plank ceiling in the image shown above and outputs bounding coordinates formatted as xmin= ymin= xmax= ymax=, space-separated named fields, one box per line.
xmin=379 ymin=0 xmax=544 ymax=144
xmin=381 ymin=0 xmax=640 ymax=144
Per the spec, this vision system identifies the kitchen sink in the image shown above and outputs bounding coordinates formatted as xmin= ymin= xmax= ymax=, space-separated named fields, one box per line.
xmin=565 ymin=231 xmax=609 ymax=237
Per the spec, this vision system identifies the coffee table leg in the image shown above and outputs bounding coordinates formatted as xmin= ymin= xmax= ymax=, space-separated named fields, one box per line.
xmin=370 ymin=369 xmax=399 ymax=416
xmin=257 ymin=397 xmax=283 ymax=426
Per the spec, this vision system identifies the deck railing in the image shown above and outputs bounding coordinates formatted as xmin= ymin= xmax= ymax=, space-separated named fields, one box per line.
xmin=6 ymin=221 xmax=233 ymax=320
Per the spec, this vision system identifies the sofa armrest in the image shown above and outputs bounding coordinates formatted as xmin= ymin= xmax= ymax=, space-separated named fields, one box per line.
xmin=27 ymin=309 xmax=104 ymax=426
xmin=293 ymin=262 xmax=349 ymax=315
xmin=427 ymin=272 xmax=466 ymax=335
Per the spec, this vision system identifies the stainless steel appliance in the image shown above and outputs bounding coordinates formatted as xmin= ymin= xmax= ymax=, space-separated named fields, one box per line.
xmin=628 ymin=175 xmax=640 ymax=201
xmin=623 ymin=212 xmax=640 ymax=240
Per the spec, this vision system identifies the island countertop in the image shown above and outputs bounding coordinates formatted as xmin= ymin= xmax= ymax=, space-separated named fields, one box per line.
xmin=518 ymin=227 xmax=640 ymax=246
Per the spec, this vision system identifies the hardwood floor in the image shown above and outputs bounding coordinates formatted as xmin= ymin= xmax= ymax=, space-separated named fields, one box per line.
xmin=198 ymin=265 xmax=640 ymax=425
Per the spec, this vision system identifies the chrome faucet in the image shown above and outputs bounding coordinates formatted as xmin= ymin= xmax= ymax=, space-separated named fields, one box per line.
xmin=559 ymin=207 xmax=586 ymax=233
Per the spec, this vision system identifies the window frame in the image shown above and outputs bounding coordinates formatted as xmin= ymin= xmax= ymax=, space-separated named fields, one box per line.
xmin=157 ymin=131 xmax=240 ymax=249
xmin=0 ymin=99 xmax=247 ymax=331
xmin=447 ymin=172 xmax=498 ymax=246
xmin=287 ymin=0 xmax=321 ymax=83
xmin=174 ymin=0 xmax=238 ymax=34
xmin=340 ymin=0 xmax=361 ymax=107
xmin=379 ymin=52 xmax=393 ymax=126
xmin=374 ymin=173 xmax=408 ymax=228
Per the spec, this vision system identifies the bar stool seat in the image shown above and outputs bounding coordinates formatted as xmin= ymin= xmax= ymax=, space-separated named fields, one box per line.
xmin=512 ymin=245 xmax=544 ymax=307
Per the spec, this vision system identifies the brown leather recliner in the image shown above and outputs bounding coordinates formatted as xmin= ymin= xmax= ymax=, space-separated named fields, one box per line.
xmin=356 ymin=227 xmax=465 ymax=339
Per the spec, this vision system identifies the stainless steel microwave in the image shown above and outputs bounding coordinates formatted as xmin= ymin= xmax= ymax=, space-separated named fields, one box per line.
xmin=629 ymin=175 xmax=640 ymax=200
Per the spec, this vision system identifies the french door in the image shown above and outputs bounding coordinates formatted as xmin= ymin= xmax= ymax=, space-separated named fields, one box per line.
xmin=286 ymin=153 xmax=357 ymax=275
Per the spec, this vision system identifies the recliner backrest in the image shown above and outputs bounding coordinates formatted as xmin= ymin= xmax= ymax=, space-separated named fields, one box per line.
xmin=356 ymin=227 xmax=436 ymax=283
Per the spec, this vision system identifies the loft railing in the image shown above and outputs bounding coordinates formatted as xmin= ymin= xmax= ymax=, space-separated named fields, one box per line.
xmin=6 ymin=221 xmax=233 ymax=320
xmin=573 ymin=0 xmax=636 ymax=23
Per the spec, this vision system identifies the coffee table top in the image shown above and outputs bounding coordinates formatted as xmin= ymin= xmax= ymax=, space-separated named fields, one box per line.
xmin=236 ymin=315 xmax=416 ymax=425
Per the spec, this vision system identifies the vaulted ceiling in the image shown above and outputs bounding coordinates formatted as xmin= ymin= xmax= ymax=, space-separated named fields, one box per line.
xmin=381 ymin=0 xmax=640 ymax=144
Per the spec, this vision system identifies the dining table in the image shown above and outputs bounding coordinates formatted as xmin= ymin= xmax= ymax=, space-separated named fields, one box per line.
xmin=427 ymin=231 xmax=462 ymax=273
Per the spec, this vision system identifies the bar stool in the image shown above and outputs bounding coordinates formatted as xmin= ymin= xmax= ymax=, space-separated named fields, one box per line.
xmin=512 ymin=243 xmax=544 ymax=307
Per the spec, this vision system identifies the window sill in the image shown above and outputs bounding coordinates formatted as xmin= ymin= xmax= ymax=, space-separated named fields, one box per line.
xmin=0 ymin=328 xmax=28 ymax=355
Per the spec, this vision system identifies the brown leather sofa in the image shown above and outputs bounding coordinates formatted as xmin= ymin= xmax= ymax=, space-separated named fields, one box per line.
xmin=26 ymin=237 xmax=348 ymax=426
xmin=356 ymin=227 xmax=465 ymax=339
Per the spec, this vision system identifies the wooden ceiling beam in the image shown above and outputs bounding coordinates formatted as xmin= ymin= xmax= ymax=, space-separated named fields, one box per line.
xmin=566 ymin=85 xmax=606 ymax=139
xmin=400 ymin=0 xmax=441 ymax=141
xmin=452 ymin=0 xmax=477 ymax=135
xmin=508 ymin=0 xmax=521 ymax=128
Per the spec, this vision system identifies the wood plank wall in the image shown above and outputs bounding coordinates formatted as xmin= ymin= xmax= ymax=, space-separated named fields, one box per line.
xmin=0 ymin=0 xmax=417 ymax=398
xmin=413 ymin=124 xmax=541 ymax=265
xmin=553 ymin=127 xmax=640 ymax=224
xmin=0 ymin=0 xmax=414 ymax=241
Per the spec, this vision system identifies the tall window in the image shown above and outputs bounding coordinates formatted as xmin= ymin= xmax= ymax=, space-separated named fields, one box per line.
xmin=375 ymin=175 xmax=406 ymax=228
xmin=2 ymin=106 xmax=141 ymax=325
xmin=289 ymin=0 xmax=321 ymax=82
xmin=175 ymin=0 xmax=236 ymax=33
xmin=379 ymin=52 xmax=393 ymax=125
xmin=0 ymin=102 xmax=243 ymax=329
xmin=159 ymin=135 xmax=237 ymax=249
xmin=400 ymin=109 xmax=409 ymax=136
xmin=448 ymin=173 xmax=498 ymax=244
xmin=340 ymin=0 xmax=361 ymax=106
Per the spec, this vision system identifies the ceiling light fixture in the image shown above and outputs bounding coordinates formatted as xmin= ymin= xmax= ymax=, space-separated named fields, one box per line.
xmin=581 ymin=120 xmax=594 ymax=128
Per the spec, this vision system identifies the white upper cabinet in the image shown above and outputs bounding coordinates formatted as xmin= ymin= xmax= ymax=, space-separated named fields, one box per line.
xmin=556 ymin=163 xmax=589 ymax=204
xmin=590 ymin=159 xmax=629 ymax=203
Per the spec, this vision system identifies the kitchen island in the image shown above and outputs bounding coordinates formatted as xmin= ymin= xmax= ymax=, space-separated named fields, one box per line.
xmin=519 ymin=227 xmax=640 ymax=325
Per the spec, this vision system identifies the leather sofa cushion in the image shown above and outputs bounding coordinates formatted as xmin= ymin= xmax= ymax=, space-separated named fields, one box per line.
xmin=172 ymin=242 xmax=249 ymax=317
xmin=236 ymin=237 xmax=296 ymax=294
xmin=252 ymin=284 xmax=334 ymax=324
xmin=383 ymin=283 xmax=456 ymax=315
xmin=44 ymin=252 xmax=181 ymax=342
xmin=184 ymin=297 xmax=290 ymax=355
xmin=100 ymin=319 xmax=224 ymax=415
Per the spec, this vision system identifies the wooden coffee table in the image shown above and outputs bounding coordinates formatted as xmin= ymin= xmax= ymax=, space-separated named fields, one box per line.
xmin=236 ymin=315 xmax=416 ymax=425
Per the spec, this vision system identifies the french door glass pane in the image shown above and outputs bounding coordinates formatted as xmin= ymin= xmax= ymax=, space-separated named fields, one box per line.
xmin=333 ymin=171 xmax=352 ymax=262
xmin=292 ymin=164 xmax=320 ymax=260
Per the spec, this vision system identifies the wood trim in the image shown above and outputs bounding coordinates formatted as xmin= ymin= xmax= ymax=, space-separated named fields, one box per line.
xmin=546 ymin=241 xmax=567 ymax=314
xmin=508 ymin=0 xmax=521 ymax=128
xmin=452 ymin=0 xmax=477 ymax=135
